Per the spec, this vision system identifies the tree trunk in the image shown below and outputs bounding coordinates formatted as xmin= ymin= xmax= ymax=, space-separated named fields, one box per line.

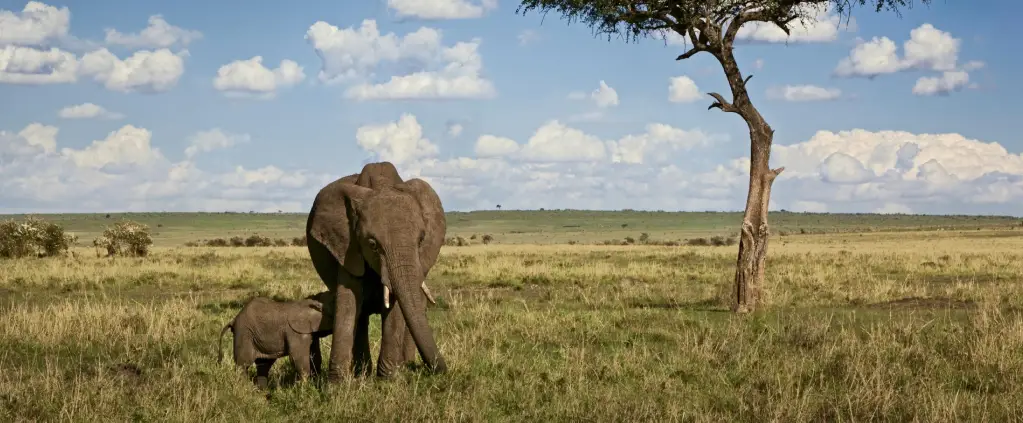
xmin=712 ymin=47 xmax=785 ymax=314
xmin=732 ymin=125 xmax=781 ymax=313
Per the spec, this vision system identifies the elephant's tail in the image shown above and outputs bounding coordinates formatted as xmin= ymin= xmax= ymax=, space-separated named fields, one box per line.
xmin=218 ymin=320 xmax=234 ymax=364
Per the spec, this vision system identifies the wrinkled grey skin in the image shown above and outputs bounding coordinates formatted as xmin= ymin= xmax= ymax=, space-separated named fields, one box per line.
xmin=218 ymin=291 xmax=335 ymax=389
xmin=306 ymin=161 xmax=447 ymax=381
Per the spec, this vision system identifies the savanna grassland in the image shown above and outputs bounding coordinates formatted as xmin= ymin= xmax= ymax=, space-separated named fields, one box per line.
xmin=2 ymin=211 xmax=1023 ymax=422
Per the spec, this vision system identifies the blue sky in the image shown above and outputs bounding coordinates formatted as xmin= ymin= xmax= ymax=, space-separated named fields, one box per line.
xmin=1 ymin=0 xmax=1021 ymax=215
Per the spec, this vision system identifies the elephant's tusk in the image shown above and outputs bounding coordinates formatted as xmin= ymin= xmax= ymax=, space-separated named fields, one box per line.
xmin=421 ymin=282 xmax=437 ymax=305
xmin=383 ymin=285 xmax=390 ymax=309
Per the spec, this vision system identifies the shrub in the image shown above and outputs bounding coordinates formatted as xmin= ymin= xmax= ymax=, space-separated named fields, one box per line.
xmin=206 ymin=238 xmax=229 ymax=247
xmin=0 ymin=216 xmax=77 ymax=258
xmin=685 ymin=236 xmax=737 ymax=247
xmin=481 ymin=234 xmax=494 ymax=245
xmin=625 ymin=236 xmax=635 ymax=244
xmin=639 ymin=232 xmax=650 ymax=243
xmin=291 ymin=236 xmax=307 ymax=247
xmin=273 ymin=238 xmax=289 ymax=247
xmin=230 ymin=236 xmax=244 ymax=247
xmin=244 ymin=234 xmax=272 ymax=247
xmin=444 ymin=236 xmax=470 ymax=246
xmin=94 ymin=220 xmax=153 ymax=257
xmin=686 ymin=238 xmax=710 ymax=246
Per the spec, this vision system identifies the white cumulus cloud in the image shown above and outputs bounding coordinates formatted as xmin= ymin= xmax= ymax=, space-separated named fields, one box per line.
xmin=591 ymin=80 xmax=619 ymax=107
xmin=0 ymin=45 xmax=78 ymax=84
xmin=344 ymin=37 xmax=495 ymax=100
xmin=335 ymin=114 xmax=1023 ymax=215
xmin=518 ymin=29 xmax=540 ymax=46
xmin=57 ymin=103 xmax=123 ymax=119
xmin=569 ymin=80 xmax=619 ymax=108
xmin=0 ymin=1 xmax=70 ymax=46
xmin=912 ymin=71 xmax=970 ymax=96
xmin=4 ymin=115 xmax=1022 ymax=215
xmin=79 ymin=48 xmax=186 ymax=93
xmin=447 ymin=123 xmax=464 ymax=137
xmin=0 ymin=122 xmax=324 ymax=213
xmin=184 ymin=129 xmax=250 ymax=158
xmin=668 ymin=76 xmax=701 ymax=103
xmin=306 ymin=19 xmax=495 ymax=100
xmin=61 ymin=125 xmax=165 ymax=170
xmin=467 ymin=120 xmax=721 ymax=165
xmin=766 ymin=84 xmax=842 ymax=102
xmin=834 ymin=23 xmax=981 ymax=95
xmin=104 ymin=15 xmax=201 ymax=50
xmin=387 ymin=0 xmax=498 ymax=20
xmin=304 ymin=19 xmax=442 ymax=83
xmin=213 ymin=56 xmax=305 ymax=98
xmin=355 ymin=114 xmax=440 ymax=166
xmin=475 ymin=135 xmax=520 ymax=157
xmin=0 ymin=4 xmax=190 ymax=92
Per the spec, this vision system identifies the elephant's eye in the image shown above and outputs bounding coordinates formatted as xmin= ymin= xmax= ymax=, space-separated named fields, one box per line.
xmin=418 ymin=230 xmax=426 ymax=244
xmin=367 ymin=238 xmax=379 ymax=252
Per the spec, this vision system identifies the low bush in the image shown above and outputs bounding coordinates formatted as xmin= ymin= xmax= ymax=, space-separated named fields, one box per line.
xmin=445 ymin=236 xmax=470 ymax=246
xmin=93 ymin=220 xmax=153 ymax=257
xmin=0 ymin=216 xmax=77 ymax=258
xmin=244 ymin=234 xmax=272 ymax=247
xmin=183 ymin=235 xmax=306 ymax=248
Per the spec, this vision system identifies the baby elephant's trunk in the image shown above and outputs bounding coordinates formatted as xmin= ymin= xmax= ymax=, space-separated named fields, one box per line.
xmin=217 ymin=322 xmax=233 ymax=363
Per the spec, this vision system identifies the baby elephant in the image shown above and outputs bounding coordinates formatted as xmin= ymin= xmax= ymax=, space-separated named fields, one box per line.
xmin=218 ymin=291 xmax=334 ymax=389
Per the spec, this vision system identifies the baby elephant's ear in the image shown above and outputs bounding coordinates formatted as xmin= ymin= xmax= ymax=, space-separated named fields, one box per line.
xmin=288 ymin=300 xmax=323 ymax=334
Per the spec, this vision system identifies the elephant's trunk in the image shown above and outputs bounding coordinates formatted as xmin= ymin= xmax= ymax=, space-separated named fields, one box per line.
xmin=383 ymin=244 xmax=447 ymax=374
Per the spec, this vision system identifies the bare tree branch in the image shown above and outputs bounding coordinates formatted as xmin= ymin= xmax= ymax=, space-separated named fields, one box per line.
xmin=707 ymin=92 xmax=741 ymax=114
xmin=676 ymin=46 xmax=706 ymax=60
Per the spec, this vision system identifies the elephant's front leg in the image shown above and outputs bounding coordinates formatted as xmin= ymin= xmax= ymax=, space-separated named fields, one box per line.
xmin=327 ymin=272 xmax=363 ymax=382
xmin=287 ymin=335 xmax=314 ymax=382
xmin=352 ymin=312 xmax=373 ymax=377
xmin=376 ymin=301 xmax=410 ymax=379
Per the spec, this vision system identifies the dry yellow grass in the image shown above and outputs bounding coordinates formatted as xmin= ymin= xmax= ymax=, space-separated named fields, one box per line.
xmin=2 ymin=230 xmax=1023 ymax=421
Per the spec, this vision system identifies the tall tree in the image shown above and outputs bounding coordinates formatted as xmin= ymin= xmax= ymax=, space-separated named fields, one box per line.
xmin=517 ymin=0 xmax=932 ymax=313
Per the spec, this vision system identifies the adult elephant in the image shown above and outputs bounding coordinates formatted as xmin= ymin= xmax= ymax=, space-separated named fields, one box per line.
xmin=306 ymin=161 xmax=448 ymax=381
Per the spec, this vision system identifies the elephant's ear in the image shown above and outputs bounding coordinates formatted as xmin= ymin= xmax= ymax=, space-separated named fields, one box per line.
xmin=288 ymin=300 xmax=323 ymax=335
xmin=307 ymin=176 xmax=373 ymax=277
xmin=398 ymin=178 xmax=446 ymax=277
